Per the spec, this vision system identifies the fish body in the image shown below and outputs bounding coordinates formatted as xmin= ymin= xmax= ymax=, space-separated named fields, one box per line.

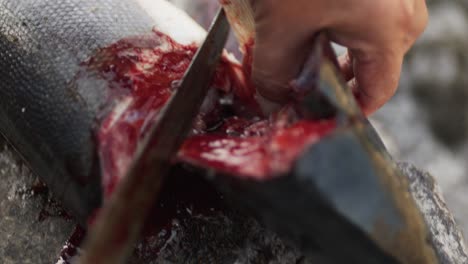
xmin=0 ymin=0 xmax=206 ymax=223
xmin=0 ymin=1 xmax=439 ymax=263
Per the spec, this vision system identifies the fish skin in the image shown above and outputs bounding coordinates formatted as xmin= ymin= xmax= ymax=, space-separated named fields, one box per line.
xmin=0 ymin=0 xmax=206 ymax=224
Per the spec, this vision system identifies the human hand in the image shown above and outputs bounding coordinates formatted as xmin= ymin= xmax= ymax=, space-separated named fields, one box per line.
xmin=249 ymin=0 xmax=428 ymax=115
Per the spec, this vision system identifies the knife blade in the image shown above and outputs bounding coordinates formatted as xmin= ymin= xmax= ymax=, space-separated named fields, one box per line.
xmin=79 ymin=8 xmax=230 ymax=264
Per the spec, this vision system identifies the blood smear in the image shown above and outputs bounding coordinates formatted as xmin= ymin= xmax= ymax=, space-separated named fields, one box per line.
xmin=86 ymin=30 xmax=334 ymax=196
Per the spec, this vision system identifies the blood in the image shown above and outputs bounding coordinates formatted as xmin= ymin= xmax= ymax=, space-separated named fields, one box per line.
xmin=62 ymin=29 xmax=335 ymax=261
xmin=93 ymin=29 xmax=334 ymax=186
xmin=56 ymin=226 xmax=86 ymax=264
xmin=91 ymin=32 xmax=199 ymax=196
xmin=13 ymin=179 xmax=74 ymax=222
xmin=180 ymin=117 xmax=335 ymax=179
xmin=89 ymin=30 xmax=253 ymax=196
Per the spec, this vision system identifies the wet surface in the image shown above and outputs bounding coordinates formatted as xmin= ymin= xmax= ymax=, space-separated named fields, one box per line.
xmin=0 ymin=141 xmax=74 ymax=264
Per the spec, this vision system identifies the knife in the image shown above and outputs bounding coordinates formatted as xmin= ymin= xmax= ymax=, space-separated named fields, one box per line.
xmin=79 ymin=9 xmax=230 ymax=264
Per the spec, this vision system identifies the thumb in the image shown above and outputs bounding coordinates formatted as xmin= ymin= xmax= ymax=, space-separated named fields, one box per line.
xmin=251 ymin=10 xmax=314 ymax=103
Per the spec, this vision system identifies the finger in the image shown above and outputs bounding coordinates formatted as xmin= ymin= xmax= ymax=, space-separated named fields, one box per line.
xmin=352 ymin=50 xmax=403 ymax=116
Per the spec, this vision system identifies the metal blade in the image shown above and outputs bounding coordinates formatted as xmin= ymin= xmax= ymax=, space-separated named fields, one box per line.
xmin=79 ymin=9 xmax=230 ymax=264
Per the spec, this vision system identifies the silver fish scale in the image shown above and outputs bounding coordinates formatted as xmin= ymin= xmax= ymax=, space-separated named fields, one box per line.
xmin=0 ymin=0 xmax=159 ymax=222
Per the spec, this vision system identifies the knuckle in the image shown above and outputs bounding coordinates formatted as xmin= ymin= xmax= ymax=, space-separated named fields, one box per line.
xmin=400 ymin=0 xmax=429 ymax=38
